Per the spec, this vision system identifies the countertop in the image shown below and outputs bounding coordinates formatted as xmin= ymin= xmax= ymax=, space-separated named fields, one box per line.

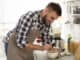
xmin=49 ymin=55 xmax=74 ymax=60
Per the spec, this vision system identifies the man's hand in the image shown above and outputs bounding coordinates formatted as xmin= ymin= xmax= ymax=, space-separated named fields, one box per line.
xmin=48 ymin=48 xmax=60 ymax=53
xmin=43 ymin=44 xmax=52 ymax=50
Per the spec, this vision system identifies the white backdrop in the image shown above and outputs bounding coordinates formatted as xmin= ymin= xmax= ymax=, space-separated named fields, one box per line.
xmin=4 ymin=0 xmax=68 ymax=24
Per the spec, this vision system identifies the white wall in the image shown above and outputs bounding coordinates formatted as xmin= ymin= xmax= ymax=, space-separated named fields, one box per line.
xmin=0 ymin=0 xmax=6 ymax=60
xmin=4 ymin=0 xmax=63 ymax=24
xmin=0 ymin=0 xmax=4 ymax=23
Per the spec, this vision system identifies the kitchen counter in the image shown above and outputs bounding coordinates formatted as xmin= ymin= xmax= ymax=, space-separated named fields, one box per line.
xmin=49 ymin=55 xmax=74 ymax=60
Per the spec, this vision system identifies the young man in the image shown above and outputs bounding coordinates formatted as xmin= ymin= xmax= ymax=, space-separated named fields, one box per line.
xmin=4 ymin=2 xmax=62 ymax=60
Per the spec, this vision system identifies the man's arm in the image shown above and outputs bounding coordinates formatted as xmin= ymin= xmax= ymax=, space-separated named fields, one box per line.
xmin=16 ymin=11 xmax=33 ymax=48
xmin=25 ymin=43 xmax=52 ymax=50
xmin=25 ymin=43 xmax=44 ymax=50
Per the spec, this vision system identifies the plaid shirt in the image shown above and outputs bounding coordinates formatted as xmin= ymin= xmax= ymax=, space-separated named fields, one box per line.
xmin=5 ymin=10 xmax=53 ymax=48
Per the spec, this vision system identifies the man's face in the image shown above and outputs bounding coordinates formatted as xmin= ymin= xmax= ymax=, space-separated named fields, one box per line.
xmin=42 ymin=11 xmax=59 ymax=25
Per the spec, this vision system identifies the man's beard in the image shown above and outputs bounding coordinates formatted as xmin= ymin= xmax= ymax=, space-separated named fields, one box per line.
xmin=42 ymin=15 xmax=49 ymax=26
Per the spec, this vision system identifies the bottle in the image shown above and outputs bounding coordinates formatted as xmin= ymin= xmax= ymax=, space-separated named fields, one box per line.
xmin=68 ymin=34 xmax=72 ymax=52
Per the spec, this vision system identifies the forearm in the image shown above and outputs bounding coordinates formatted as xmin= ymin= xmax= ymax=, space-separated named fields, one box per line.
xmin=25 ymin=43 xmax=44 ymax=50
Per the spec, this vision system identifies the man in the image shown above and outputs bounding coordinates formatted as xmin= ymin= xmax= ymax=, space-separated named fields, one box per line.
xmin=4 ymin=2 xmax=62 ymax=60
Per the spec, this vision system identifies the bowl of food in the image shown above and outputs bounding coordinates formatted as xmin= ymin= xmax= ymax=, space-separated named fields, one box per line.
xmin=48 ymin=48 xmax=59 ymax=59
xmin=48 ymin=52 xmax=58 ymax=59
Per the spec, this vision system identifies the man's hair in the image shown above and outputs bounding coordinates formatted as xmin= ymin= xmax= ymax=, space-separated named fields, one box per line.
xmin=47 ymin=2 xmax=62 ymax=16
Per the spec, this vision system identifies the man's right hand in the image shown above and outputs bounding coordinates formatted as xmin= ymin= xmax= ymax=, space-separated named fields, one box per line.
xmin=43 ymin=44 xmax=52 ymax=50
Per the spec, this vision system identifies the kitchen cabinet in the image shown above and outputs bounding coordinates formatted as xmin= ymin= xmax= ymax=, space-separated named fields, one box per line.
xmin=66 ymin=0 xmax=80 ymax=24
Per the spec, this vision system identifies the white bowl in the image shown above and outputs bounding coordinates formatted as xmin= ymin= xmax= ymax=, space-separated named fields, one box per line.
xmin=48 ymin=52 xmax=58 ymax=59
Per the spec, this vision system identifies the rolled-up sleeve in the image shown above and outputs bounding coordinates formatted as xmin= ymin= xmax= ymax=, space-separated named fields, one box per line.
xmin=16 ymin=11 xmax=33 ymax=48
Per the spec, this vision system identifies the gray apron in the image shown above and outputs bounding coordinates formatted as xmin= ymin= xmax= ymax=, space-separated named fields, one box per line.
xmin=7 ymin=24 xmax=41 ymax=60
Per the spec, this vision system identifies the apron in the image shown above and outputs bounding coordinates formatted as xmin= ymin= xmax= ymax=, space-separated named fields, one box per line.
xmin=7 ymin=23 xmax=41 ymax=60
